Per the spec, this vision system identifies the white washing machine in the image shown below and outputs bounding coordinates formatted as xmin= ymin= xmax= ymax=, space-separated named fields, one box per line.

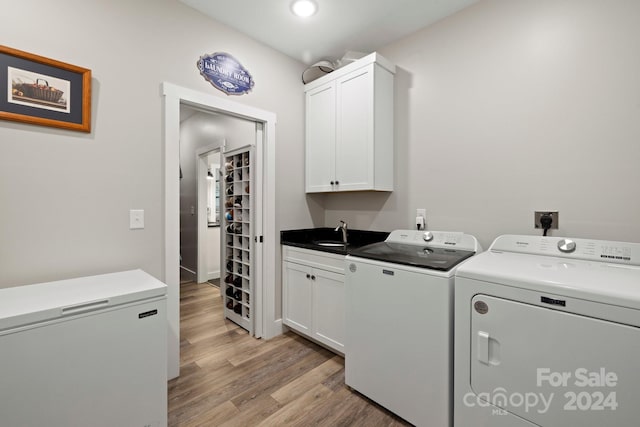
xmin=454 ymin=234 xmax=640 ymax=427
xmin=345 ymin=230 xmax=482 ymax=427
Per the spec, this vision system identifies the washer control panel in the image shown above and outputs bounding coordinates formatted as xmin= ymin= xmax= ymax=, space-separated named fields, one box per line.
xmin=490 ymin=235 xmax=639 ymax=265
xmin=557 ymin=239 xmax=576 ymax=253
xmin=385 ymin=230 xmax=481 ymax=252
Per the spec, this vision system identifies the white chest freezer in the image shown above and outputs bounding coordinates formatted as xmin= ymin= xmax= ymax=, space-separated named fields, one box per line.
xmin=0 ymin=269 xmax=168 ymax=427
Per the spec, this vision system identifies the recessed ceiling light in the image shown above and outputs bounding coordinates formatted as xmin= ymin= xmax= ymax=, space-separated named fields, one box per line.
xmin=291 ymin=0 xmax=317 ymax=18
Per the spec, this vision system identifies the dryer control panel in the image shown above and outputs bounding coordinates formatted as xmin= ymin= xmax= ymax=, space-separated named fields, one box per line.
xmin=488 ymin=235 xmax=639 ymax=266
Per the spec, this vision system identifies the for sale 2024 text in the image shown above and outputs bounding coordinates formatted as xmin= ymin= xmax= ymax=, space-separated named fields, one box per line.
xmin=537 ymin=367 xmax=618 ymax=412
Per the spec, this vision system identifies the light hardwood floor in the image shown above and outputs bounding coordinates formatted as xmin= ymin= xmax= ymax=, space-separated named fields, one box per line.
xmin=168 ymin=281 xmax=412 ymax=426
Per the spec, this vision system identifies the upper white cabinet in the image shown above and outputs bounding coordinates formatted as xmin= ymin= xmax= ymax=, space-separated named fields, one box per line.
xmin=305 ymin=52 xmax=395 ymax=193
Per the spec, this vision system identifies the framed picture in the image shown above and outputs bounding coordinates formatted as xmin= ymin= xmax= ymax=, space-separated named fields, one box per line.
xmin=0 ymin=45 xmax=91 ymax=132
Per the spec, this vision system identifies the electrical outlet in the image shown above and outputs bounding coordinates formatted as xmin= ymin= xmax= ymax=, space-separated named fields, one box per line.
xmin=534 ymin=211 xmax=559 ymax=229
xmin=415 ymin=208 xmax=427 ymax=230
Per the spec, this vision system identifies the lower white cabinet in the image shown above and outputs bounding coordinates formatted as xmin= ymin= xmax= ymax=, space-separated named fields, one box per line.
xmin=311 ymin=268 xmax=345 ymax=351
xmin=282 ymin=246 xmax=345 ymax=354
xmin=282 ymin=261 xmax=313 ymax=333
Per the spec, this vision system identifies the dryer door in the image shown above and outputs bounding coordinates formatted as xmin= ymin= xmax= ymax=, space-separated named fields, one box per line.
xmin=469 ymin=294 xmax=640 ymax=427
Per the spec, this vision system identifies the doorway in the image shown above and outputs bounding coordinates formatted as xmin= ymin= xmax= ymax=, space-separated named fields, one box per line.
xmin=163 ymin=82 xmax=280 ymax=380
xmin=178 ymin=111 xmax=226 ymax=286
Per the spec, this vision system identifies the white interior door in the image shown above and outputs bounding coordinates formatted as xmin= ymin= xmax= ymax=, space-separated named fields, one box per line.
xmin=253 ymin=123 xmax=264 ymax=337
xmin=221 ymin=145 xmax=256 ymax=336
xmin=470 ymin=294 xmax=640 ymax=426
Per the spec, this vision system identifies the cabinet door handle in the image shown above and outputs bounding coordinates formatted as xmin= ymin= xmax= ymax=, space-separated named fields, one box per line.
xmin=335 ymin=180 xmax=339 ymax=185
xmin=311 ymin=275 xmax=316 ymax=280
xmin=306 ymin=274 xmax=311 ymax=279
xmin=330 ymin=181 xmax=334 ymax=185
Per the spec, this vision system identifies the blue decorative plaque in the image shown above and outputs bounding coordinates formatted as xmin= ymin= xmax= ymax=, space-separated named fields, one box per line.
xmin=197 ymin=52 xmax=255 ymax=96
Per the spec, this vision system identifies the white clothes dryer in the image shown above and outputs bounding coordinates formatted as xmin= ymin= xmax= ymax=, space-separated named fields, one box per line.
xmin=454 ymin=235 xmax=640 ymax=427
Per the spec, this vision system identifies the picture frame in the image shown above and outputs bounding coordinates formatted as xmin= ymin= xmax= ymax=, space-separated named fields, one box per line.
xmin=0 ymin=45 xmax=91 ymax=132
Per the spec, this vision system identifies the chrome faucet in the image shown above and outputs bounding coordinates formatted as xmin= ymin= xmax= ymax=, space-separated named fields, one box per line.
xmin=335 ymin=220 xmax=348 ymax=244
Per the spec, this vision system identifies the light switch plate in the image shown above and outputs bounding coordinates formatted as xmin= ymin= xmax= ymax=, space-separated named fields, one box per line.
xmin=130 ymin=209 xmax=144 ymax=229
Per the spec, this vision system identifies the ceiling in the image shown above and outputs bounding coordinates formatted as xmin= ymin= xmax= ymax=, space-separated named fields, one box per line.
xmin=179 ymin=0 xmax=478 ymax=65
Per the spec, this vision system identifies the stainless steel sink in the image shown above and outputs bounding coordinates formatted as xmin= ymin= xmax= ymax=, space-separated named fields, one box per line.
xmin=312 ymin=240 xmax=349 ymax=247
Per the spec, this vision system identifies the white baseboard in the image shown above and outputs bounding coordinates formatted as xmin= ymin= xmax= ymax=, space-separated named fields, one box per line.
xmin=180 ymin=265 xmax=196 ymax=275
xmin=207 ymin=270 xmax=220 ymax=280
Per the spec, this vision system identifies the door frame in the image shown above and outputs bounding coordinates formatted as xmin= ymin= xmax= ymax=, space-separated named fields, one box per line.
xmin=196 ymin=143 xmax=223 ymax=284
xmin=163 ymin=82 xmax=279 ymax=380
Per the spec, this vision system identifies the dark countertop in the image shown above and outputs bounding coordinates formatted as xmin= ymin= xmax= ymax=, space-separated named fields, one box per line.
xmin=281 ymin=227 xmax=389 ymax=256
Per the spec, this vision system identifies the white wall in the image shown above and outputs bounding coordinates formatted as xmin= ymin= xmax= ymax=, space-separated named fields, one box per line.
xmin=0 ymin=0 xmax=316 ymax=288
xmin=323 ymin=0 xmax=640 ymax=249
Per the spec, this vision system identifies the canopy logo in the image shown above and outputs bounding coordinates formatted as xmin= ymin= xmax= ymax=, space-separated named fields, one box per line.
xmin=197 ymin=52 xmax=255 ymax=96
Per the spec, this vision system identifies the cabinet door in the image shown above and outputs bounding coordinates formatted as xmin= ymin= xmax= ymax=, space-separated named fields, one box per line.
xmin=305 ymin=83 xmax=336 ymax=193
xmin=282 ymin=261 xmax=312 ymax=333
xmin=335 ymin=66 xmax=374 ymax=191
xmin=312 ymin=269 xmax=345 ymax=352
